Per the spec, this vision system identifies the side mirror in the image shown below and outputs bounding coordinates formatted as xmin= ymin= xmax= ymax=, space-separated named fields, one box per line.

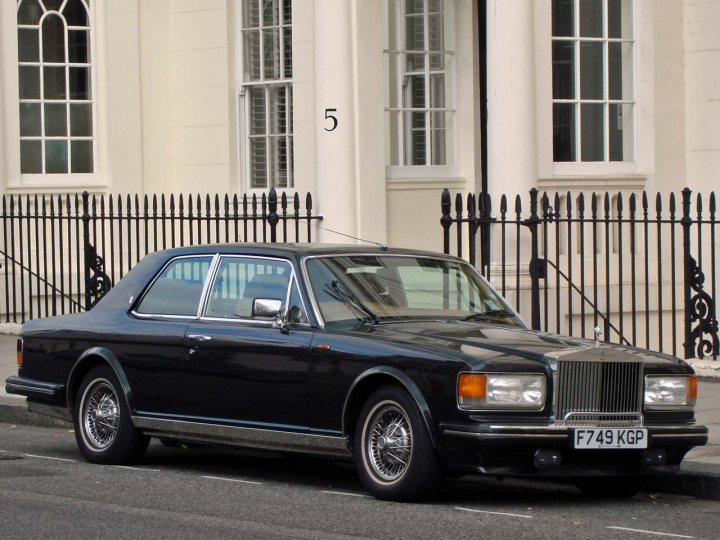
xmin=252 ymin=298 xmax=283 ymax=318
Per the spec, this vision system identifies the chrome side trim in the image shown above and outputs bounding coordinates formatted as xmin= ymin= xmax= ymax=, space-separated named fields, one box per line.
xmin=131 ymin=416 xmax=351 ymax=457
xmin=5 ymin=382 xmax=56 ymax=396
xmin=444 ymin=430 xmax=568 ymax=440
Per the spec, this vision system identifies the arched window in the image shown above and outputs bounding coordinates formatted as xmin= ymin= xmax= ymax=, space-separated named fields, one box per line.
xmin=17 ymin=0 xmax=94 ymax=174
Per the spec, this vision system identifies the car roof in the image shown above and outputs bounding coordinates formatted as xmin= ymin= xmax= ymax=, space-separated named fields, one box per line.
xmin=149 ymin=243 xmax=457 ymax=260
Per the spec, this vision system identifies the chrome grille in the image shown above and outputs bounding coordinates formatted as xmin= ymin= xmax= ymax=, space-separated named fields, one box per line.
xmin=554 ymin=360 xmax=644 ymax=427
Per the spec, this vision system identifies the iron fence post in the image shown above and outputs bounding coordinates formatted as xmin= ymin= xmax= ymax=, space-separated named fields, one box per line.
xmin=441 ymin=188 xmax=452 ymax=255
xmin=681 ymin=187 xmax=694 ymax=358
xmin=267 ymin=188 xmax=279 ymax=243
xmin=82 ymin=191 xmax=92 ymax=311
xmin=528 ymin=188 xmax=541 ymax=330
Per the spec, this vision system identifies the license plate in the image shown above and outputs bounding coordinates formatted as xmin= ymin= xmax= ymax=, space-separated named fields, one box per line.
xmin=573 ymin=428 xmax=648 ymax=449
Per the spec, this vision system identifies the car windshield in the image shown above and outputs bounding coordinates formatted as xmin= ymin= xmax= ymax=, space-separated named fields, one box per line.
xmin=305 ymin=255 xmax=523 ymax=326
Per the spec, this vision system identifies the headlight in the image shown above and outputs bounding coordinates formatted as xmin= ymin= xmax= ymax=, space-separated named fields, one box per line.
xmin=644 ymin=375 xmax=697 ymax=409
xmin=458 ymin=373 xmax=546 ymax=410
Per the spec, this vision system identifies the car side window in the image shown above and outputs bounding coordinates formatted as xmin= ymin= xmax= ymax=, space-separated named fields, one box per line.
xmin=205 ymin=257 xmax=291 ymax=320
xmin=136 ymin=256 xmax=213 ymax=316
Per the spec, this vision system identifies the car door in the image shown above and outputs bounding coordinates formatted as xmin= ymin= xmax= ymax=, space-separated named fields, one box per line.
xmin=182 ymin=255 xmax=314 ymax=429
xmin=123 ymin=254 xmax=215 ymax=415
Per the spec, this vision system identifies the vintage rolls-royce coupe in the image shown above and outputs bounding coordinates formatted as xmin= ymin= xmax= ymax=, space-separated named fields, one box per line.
xmin=5 ymin=245 xmax=708 ymax=500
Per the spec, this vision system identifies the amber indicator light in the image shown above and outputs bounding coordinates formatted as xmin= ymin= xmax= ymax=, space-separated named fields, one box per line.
xmin=16 ymin=338 xmax=23 ymax=367
xmin=458 ymin=373 xmax=486 ymax=398
xmin=689 ymin=376 xmax=698 ymax=402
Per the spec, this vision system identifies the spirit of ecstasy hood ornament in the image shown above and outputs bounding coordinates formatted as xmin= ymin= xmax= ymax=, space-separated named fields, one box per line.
xmin=594 ymin=326 xmax=602 ymax=346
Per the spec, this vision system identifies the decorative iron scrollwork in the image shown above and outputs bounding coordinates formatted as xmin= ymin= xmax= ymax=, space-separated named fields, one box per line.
xmin=687 ymin=256 xmax=719 ymax=359
xmin=86 ymin=244 xmax=112 ymax=307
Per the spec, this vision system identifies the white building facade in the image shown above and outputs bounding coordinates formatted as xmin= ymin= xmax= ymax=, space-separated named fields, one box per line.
xmin=1 ymin=0 xmax=718 ymax=253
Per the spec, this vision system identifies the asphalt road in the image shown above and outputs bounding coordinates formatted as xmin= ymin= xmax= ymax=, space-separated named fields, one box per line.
xmin=1 ymin=423 xmax=719 ymax=540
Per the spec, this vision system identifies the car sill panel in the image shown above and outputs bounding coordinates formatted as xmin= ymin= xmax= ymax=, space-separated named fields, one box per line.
xmin=131 ymin=416 xmax=351 ymax=457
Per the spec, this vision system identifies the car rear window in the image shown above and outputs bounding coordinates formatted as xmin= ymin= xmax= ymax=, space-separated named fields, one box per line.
xmin=136 ymin=256 xmax=213 ymax=316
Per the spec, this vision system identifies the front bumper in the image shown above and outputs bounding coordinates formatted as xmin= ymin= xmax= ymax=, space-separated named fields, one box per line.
xmin=438 ymin=422 xmax=708 ymax=477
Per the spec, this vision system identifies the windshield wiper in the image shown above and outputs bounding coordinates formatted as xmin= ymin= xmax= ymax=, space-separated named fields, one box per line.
xmin=324 ymin=280 xmax=380 ymax=325
xmin=461 ymin=309 xmax=514 ymax=322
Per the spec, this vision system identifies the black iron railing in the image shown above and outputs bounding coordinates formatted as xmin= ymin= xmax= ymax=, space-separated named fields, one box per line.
xmin=1 ymin=188 xmax=322 ymax=323
xmin=441 ymin=188 xmax=719 ymax=360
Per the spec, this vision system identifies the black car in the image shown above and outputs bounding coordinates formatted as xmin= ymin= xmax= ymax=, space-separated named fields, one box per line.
xmin=5 ymin=244 xmax=708 ymax=500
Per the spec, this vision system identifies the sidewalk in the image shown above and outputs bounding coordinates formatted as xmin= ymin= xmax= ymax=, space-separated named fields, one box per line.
xmin=2 ymin=332 xmax=719 ymax=498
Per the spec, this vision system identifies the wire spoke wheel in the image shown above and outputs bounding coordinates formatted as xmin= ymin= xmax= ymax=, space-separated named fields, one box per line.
xmin=366 ymin=403 xmax=413 ymax=482
xmin=82 ymin=380 xmax=120 ymax=450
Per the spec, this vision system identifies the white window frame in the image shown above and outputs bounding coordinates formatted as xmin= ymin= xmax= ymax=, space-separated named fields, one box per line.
xmin=3 ymin=0 xmax=103 ymax=189
xmin=236 ymin=0 xmax=294 ymax=192
xmin=385 ymin=0 xmax=458 ymax=179
xmin=537 ymin=0 xmax=652 ymax=183
xmin=552 ymin=0 xmax=635 ymax=164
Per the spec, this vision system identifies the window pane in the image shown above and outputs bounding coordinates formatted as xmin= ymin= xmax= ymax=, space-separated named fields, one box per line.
xmin=609 ymin=42 xmax=633 ymax=100
xmin=249 ymin=87 xmax=266 ymax=135
xmin=608 ymin=0 xmax=633 ymax=39
xmin=263 ymin=0 xmax=280 ymax=26
xmin=552 ymin=40 xmax=575 ymax=99
xmin=18 ymin=28 xmax=39 ymax=62
xmin=243 ymin=0 xmax=260 ymax=27
xmin=406 ymin=0 xmax=424 ymax=15
xmin=270 ymin=136 xmax=289 ymax=188
xmin=136 ymin=257 xmax=213 ymax=316
xmin=428 ymin=13 xmax=443 ymax=51
xmin=263 ymin=28 xmax=280 ymax=79
xmin=17 ymin=0 xmax=43 ymax=25
xmin=69 ymin=67 xmax=91 ymax=99
xmin=553 ymin=103 xmax=576 ymax=161
xmin=19 ymin=66 xmax=40 ymax=99
xmin=431 ymin=111 xmax=448 ymax=165
xmin=429 ymin=73 xmax=445 ymax=108
xmin=283 ymin=0 xmax=292 ymax=25
xmin=19 ymin=103 xmax=41 ymax=137
xmin=580 ymin=42 xmax=603 ymax=99
xmin=45 ymin=140 xmax=68 ymax=173
xmin=71 ymin=140 xmax=93 ymax=173
xmin=44 ymin=103 xmax=67 ymax=136
xmin=63 ymin=0 xmax=90 ymax=27
xmin=68 ymin=30 xmax=89 ymax=63
xmin=70 ymin=103 xmax=93 ymax=136
xmin=407 ymin=111 xmax=427 ymax=165
xmin=408 ymin=75 xmax=425 ymax=108
xmin=250 ymin=138 xmax=268 ymax=188
xmin=579 ymin=0 xmax=603 ymax=37
xmin=243 ymin=30 xmax=261 ymax=81
xmin=20 ymin=140 xmax=42 ymax=173
xmin=268 ymin=86 xmax=287 ymax=135
xmin=42 ymin=15 xmax=66 ymax=63
xmin=552 ymin=0 xmax=575 ymax=37
xmin=283 ymin=27 xmax=292 ymax=78
xmin=43 ymin=66 xmax=66 ymax=99
xmin=609 ymin=103 xmax=633 ymax=161
xmin=581 ymin=103 xmax=604 ymax=161
xmin=429 ymin=0 xmax=444 ymax=13
xmin=405 ymin=53 xmax=424 ymax=72
xmin=43 ymin=0 xmax=64 ymax=11
xmin=405 ymin=15 xmax=424 ymax=50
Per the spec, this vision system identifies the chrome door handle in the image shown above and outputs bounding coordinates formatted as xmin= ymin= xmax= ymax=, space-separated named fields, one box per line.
xmin=188 ymin=334 xmax=212 ymax=343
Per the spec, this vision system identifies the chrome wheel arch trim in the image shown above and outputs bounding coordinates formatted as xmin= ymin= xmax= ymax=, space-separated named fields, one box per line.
xmin=341 ymin=366 xmax=436 ymax=448
xmin=131 ymin=416 xmax=351 ymax=457
xmin=67 ymin=347 xmax=135 ymax=414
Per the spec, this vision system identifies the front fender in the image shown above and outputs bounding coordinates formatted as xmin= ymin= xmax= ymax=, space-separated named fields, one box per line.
xmin=342 ymin=366 xmax=437 ymax=447
xmin=67 ymin=347 xmax=135 ymax=413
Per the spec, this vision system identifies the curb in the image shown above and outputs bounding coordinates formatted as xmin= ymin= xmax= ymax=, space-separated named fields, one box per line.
xmin=0 ymin=397 xmax=70 ymax=429
xmin=645 ymin=462 xmax=720 ymax=501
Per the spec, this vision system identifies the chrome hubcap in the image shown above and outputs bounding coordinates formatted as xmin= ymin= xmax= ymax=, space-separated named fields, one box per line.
xmin=366 ymin=403 xmax=412 ymax=482
xmin=82 ymin=381 xmax=119 ymax=450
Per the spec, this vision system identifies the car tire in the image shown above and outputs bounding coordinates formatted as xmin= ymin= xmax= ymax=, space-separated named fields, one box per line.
xmin=354 ymin=386 xmax=442 ymax=501
xmin=575 ymin=477 xmax=643 ymax=498
xmin=74 ymin=365 xmax=149 ymax=464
